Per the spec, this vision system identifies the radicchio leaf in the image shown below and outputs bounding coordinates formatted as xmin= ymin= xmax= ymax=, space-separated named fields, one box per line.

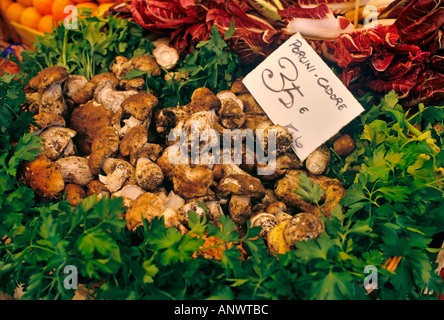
xmin=279 ymin=4 xmax=354 ymax=39
xmin=395 ymin=0 xmax=444 ymax=51
xmin=288 ymin=0 xmax=372 ymax=14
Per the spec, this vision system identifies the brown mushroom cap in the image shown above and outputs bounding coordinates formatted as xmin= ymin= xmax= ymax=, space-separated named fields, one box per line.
xmin=39 ymin=126 xmax=76 ymax=161
xmin=125 ymin=192 xmax=165 ymax=231
xmin=86 ymin=180 xmax=109 ymax=197
xmin=89 ymin=72 xmax=119 ymax=89
xmin=23 ymin=154 xmax=65 ymax=200
xmin=218 ymin=98 xmax=245 ymax=129
xmin=217 ymin=174 xmax=266 ymax=198
xmin=110 ymin=56 xmax=133 ymax=79
xmin=228 ymin=195 xmax=253 ymax=226
xmin=70 ymin=101 xmax=116 ymax=155
xmin=64 ymin=184 xmax=86 ymax=207
xmin=282 ymin=212 xmax=325 ymax=249
xmin=130 ymin=143 xmax=164 ymax=165
xmin=130 ymin=55 xmax=161 ymax=77
xmin=33 ymin=112 xmax=66 ymax=130
xmin=119 ymin=125 xmax=148 ymax=157
xmin=56 ymin=156 xmax=95 ymax=187
xmin=172 ymin=164 xmax=214 ymax=199
xmin=121 ymin=91 xmax=159 ymax=122
xmin=28 ymin=66 xmax=69 ymax=90
xmin=135 ymin=157 xmax=164 ymax=191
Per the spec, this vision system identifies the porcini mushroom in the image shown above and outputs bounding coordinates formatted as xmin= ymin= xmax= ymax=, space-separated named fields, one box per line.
xmin=56 ymin=156 xmax=94 ymax=187
xmin=153 ymin=44 xmax=179 ymax=70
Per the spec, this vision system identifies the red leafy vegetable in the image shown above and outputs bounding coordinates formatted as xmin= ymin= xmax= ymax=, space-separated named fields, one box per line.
xmin=127 ymin=0 xmax=284 ymax=64
xmin=326 ymin=0 xmax=444 ymax=107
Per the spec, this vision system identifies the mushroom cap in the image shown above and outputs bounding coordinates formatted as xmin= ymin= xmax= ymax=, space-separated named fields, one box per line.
xmin=91 ymin=126 xmax=120 ymax=154
xmin=23 ymin=154 xmax=65 ymax=200
xmin=218 ymin=98 xmax=245 ymax=129
xmin=267 ymin=220 xmax=290 ymax=255
xmin=259 ymin=125 xmax=294 ymax=157
xmin=64 ymin=183 xmax=86 ymax=207
xmin=89 ymin=72 xmax=119 ymax=89
xmin=228 ymin=195 xmax=253 ymax=226
xmin=135 ymin=157 xmax=164 ymax=191
xmin=333 ymin=134 xmax=356 ymax=157
xmin=33 ymin=112 xmax=66 ymax=130
xmin=121 ymin=91 xmax=159 ymax=121
xmin=70 ymin=101 xmax=116 ymax=155
xmin=217 ymin=174 xmax=266 ymax=198
xmin=187 ymin=89 xmax=221 ymax=113
xmin=39 ymin=126 xmax=76 ymax=161
xmin=282 ymin=212 xmax=324 ymax=249
xmin=110 ymin=56 xmax=132 ymax=79
xmin=172 ymin=164 xmax=214 ymax=199
xmin=119 ymin=125 xmax=148 ymax=157
xmin=125 ymin=192 xmax=165 ymax=231
xmin=28 ymin=66 xmax=69 ymax=90
xmin=130 ymin=143 xmax=164 ymax=166
xmin=130 ymin=55 xmax=161 ymax=76
xmin=56 ymin=156 xmax=94 ymax=187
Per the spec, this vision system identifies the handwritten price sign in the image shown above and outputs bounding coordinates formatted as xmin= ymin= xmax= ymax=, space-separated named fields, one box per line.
xmin=243 ymin=33 xmax=364 ymax=161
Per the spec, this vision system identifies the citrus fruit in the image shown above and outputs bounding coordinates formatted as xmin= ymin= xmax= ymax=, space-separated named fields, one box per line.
xmin=19 ymin=6 xmax=42 ymax=29
xmin=32 ymin=0 xmax=54 ymax=15
xmin=6 ymin=2 xmax=26 ymax=23
xmin=37 ymin=14 xmax=56 ymax=33
xmin=97 ymin=2 xmax=115 ymax=16
xmin=17 ymin=0 xmax=33 ymax=6
xmin=1 ymin=0 xmax=14 ymax=13
xmin=52 ymin=0 xmax=75 ymax=22
xmin=76 ymin=2 xmax=98 ymax=17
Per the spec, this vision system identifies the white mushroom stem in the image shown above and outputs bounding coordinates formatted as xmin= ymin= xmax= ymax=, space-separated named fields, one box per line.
xmin=163 ymin=191 xmax=186 ymax=212
xmin=112 ymin=185 xmax=145 ymax=201
xmin=94 ymin=81 xmax=138 ymax=113
xmin=99 ymin=166 xmax=130 ymax=193
xmin=119 ymin=116 xmax=143 ymax=138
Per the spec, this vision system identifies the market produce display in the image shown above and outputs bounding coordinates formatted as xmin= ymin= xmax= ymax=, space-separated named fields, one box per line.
xmin=2 ymin=0 xmax=121 ymax=33
xmin=0 ymin=0 xmax=443 ymax=300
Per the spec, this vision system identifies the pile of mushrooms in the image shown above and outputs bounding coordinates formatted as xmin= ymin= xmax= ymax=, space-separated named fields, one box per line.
xmin=21 ymin=45 xmax=355 ymax=257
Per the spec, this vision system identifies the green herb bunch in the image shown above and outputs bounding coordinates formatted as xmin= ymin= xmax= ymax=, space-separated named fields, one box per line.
xmin=123 ymin=23 xmax=241 ymax=108
xmin=20 ymin=12 xmax=155 ymax=80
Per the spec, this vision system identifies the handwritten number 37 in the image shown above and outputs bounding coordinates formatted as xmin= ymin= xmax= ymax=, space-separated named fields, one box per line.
xmin=261 ymin=57 xmax=303 ymax=109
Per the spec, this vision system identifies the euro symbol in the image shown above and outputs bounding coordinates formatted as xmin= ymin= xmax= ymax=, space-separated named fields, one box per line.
xmin=299 ymin=107 xmax=309 ymax=114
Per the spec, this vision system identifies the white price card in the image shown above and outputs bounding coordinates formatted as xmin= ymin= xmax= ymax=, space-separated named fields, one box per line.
xmin=242 ymin=32 xmax=365 ymax=161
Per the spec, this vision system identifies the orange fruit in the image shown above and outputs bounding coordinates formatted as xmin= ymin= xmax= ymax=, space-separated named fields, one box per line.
xmin=97 ymin=0 xmax=115 ymax=3
xmin=37 ymin=14 xmax=56 ymax=33
xmin=32 ymin=0 xmax=54 ymax=15
xmin=1 ymin=0 xmax=14 ymax=13
xmin=17 ymin=0 xmax=33 ymax=6
xmin=72 ymin=0 xmax=93 ymax=2
xmin=97 ymin=2 xmax=115 ymax=16
xmin=76 ymin=2 xmax=98 ymax=17
xmin=6 ymin=2 xmax=26 ymax=23
xmin=52 ymin=0 xmax=75 ymax=22
xmin=19 ymin=6 xmax=42 ymax=29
